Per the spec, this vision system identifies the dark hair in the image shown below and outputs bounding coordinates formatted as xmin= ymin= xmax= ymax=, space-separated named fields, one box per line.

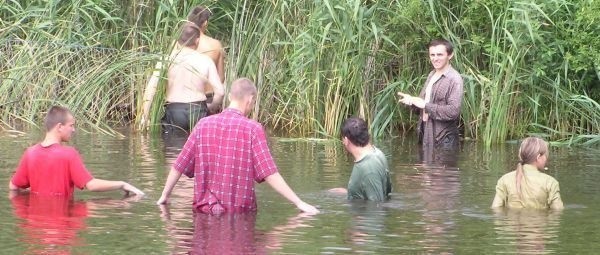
xmin=44 ymin=106 xmax=71 ymax=131
xmin=187 ymin=6 xmax=212 ymax=27
xmin=178 ymin=23 xmax=200 ymax=47
xmin=341 ymin=117 xmax=370 ymax=147
xmin=428 ymin=39 xmax=454 ymax=55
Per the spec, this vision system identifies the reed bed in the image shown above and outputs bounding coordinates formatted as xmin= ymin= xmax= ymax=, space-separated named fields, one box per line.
xmin=0 ymin=0 xmax=598 ymax=145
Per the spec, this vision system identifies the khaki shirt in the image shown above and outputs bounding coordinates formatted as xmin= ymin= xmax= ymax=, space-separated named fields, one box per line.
xmin=493 ymin=164 xmax=563 ymax=209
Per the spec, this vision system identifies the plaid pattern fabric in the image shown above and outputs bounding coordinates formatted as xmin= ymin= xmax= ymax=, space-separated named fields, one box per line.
xmin=173 ymin=108 xmax=278 ymax=213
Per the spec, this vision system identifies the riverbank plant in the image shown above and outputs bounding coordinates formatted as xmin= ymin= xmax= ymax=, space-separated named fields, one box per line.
xmin=1 ymin=0 xmax=598 ymax=145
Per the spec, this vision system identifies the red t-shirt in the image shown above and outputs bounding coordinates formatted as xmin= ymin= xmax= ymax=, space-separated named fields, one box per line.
xmin=11 ymin=143 xmax=94 ymax=196
xmin=173 ymin=108 xmax=278 ymax=213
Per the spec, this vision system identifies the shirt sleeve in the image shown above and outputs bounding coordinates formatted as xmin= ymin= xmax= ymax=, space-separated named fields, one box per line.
xmin=361 ymin=173 xmax=386 ymax=201
xmin=547 ymin=179 xmax=563 ymax=208
xmin=251 ymin=126 xmax=278 ymax=183
xmin=492 ymin=177 xmax=507 ymax=207
xmin=10 ymin=151 xmax=31 ymax=188
xmin=69 ymin=150 xmax=94 ymax=190
xmin=173 ymin=132 xmax=197 ymax=178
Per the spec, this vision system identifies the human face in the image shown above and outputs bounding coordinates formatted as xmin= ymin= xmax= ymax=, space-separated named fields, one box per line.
xmin=58 ymin=114 xmax=76 ymax=142
xmin=429 ymin=45 xmax=453 ymax=71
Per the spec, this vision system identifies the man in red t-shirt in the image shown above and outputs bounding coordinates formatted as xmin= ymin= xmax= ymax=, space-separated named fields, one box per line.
xmin=156 ymin=78 xmax=319 ymax=214
xmin=9 ymin=106 xmax=144 ymax=197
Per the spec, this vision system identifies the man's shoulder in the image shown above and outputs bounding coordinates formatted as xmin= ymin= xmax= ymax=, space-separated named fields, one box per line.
xmin=54 ymin=144 xmax=81 ymax=156
xmin=200 ymin=111 xmax=262 ymax=128
xmin=200 ymin=35 xmax=223 ymax=48
xmin=446 ymin=67 xmax=463 ymax=82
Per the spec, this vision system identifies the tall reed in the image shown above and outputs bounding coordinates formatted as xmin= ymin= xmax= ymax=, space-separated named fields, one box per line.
xmin=1 ymin=0 xmax=598 ymax=146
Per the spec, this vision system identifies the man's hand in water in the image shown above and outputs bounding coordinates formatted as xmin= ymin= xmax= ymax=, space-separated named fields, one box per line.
xmin=295 ymin=200 xmax=320 ymax=214
xmin=123 ymin=182 xmax=145 ymax=196
xmin=156 ymin=195 xmax=169 ymax=205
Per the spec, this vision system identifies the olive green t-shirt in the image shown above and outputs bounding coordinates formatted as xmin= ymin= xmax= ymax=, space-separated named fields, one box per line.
xmin=347 ymin=147 xmax=392 ymax=201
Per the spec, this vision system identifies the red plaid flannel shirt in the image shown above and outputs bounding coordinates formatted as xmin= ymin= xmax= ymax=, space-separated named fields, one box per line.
xmin=173 ymin=108 xmax=278 ymax=213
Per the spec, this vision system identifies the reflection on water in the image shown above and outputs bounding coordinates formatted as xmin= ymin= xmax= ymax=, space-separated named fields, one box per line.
xmin=493 ymin=208 xmax=562 ymax=254
xmin=1 ymin=132 xmax=600 ymax=254
xmin=10 ymin=194 xmax=88 ymax=254
xmin=346 ymin=201 xmax=389 ymax=249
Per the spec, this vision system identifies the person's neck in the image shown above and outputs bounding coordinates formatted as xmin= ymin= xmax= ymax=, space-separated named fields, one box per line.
xmin=41 ymin=133 xmax=62 ymax=147
xmin=350 ymin=144 xmax=374 ymax=162
xmin=434 ymin=64 xmax=451 ymax=75
xmin=227 ymin=102 xmax=247 ymax=116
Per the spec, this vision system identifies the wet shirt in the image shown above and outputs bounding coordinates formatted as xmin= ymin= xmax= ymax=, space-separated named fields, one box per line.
xmin=493 ymin=164 xmax=563 ymax=209
xmin=347 ymin=147 xmax=392 ymax=202
xmin=11 ymin=144 xmax=94 ymax=196
xmin=173 ymin=108 xmax=278 ymax=213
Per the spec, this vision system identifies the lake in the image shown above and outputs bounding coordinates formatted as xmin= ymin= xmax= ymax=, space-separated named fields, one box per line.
xmin=0 ymin=130 xmax=599 ymax=254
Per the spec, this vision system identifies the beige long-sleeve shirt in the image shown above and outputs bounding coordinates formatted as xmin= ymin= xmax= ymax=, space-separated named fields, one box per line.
xmin=492 ymin=164 xmax=564 ymax=210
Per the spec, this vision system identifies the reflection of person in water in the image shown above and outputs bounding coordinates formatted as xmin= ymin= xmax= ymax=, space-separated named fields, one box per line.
xmin=418 ymin=166 xmax=460 ymax=254
xmin=10 ymin=193 xmax=141 ymax=255
xmin=159 ymin=204 xmax=315 ymax=254
xmin=346 ymin=201 xmax=389 ymax=250
xmin=10 ymin=194 xmax=87 ymax=254
xmin=493 ymin=208 xmax=562 ymax=254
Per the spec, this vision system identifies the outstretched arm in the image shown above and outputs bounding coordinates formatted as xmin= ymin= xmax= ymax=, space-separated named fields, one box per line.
xmin=265 ymin=173 xmax=319 ymax=214
xmin=156 ymin=167 xmax=183 ymax=205
xmin=86 ymin=178 xmax=144 ymax=196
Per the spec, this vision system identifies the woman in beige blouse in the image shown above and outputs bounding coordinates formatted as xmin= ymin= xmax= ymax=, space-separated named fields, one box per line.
xmin=491 ymin=137 xmax=564 ymax=210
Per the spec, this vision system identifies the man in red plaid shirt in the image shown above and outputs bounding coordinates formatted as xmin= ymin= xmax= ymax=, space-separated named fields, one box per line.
xmin=157 ymin=78 xmax=319 ymax=214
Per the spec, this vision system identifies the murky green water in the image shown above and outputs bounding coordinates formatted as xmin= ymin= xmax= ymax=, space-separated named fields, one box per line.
xmin=1 ymin=130 xmax=599 ymax=254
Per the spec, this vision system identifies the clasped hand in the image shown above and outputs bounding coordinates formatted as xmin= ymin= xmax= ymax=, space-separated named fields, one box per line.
xmin=397 ymin=92 xmax=425 ymax=109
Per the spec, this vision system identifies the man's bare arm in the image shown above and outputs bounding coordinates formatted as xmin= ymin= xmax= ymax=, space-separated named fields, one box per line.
xmin=157 ymin=167 xmax=183 ymax=205
xmin=265 ymin=173 xmax=319 ymax=214
xmin=86 ymin=178 xmax=144 ymax=195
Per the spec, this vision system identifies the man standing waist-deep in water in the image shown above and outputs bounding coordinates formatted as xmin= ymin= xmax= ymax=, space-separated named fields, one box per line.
xmin=141 ymin=22 xmax=224 ymax=134
xmin=156 ymin=78 xmax=319 ymax=215
xmin=397 ymin=39 xmax=464 ymax=150
xmin=329 ymin=117 xmax=392 ymax=201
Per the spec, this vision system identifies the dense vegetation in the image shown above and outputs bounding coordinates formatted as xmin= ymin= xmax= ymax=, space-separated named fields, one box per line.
xmin=1 ymin=0 xmax=598 ymax=145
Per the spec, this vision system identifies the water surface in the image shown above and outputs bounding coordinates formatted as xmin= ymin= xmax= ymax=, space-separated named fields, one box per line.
xmin=0 ymin=130 xmax=598 ymax=254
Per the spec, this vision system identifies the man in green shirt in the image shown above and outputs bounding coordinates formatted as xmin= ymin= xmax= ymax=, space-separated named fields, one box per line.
xmin=330 ymin=117 xmax=392 ymax=201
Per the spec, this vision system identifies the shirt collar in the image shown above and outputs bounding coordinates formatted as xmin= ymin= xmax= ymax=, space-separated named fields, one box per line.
xmin=522 ymin=164 xmax=540 ymax=172
xmin=439 ymin=65 xmax=454 ymax=77
xmin=224 ymin=108 xmax=244 ymax=116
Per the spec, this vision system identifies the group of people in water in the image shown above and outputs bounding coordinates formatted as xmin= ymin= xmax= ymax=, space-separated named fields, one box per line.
xmin=8 ymin=5 xmax=564 ymax=220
